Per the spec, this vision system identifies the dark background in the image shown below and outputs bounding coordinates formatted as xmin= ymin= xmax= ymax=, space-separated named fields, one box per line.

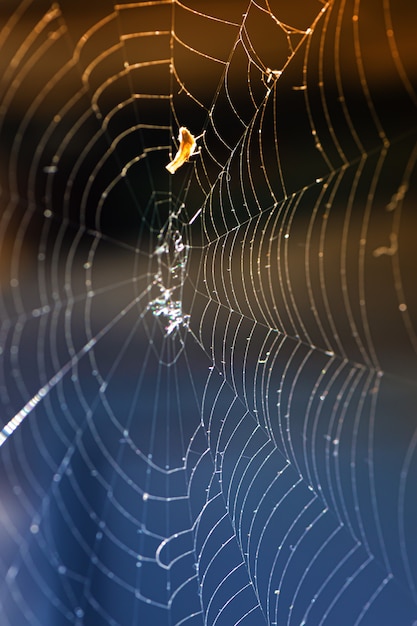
xmin=0 ymin=1 xmax=417 ymax=624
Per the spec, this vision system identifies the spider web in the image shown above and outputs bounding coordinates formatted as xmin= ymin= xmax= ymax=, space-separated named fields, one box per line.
xmin=0 ymin=0 xmax=417 ymax=624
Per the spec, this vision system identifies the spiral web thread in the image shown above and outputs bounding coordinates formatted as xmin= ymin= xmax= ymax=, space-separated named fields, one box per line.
xmin=0 ymin=1 xmax=416 ymax=624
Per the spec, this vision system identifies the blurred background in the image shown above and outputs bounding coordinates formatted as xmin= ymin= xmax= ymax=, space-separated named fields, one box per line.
xmin=0 ymin=1 xmax=417 ymax=624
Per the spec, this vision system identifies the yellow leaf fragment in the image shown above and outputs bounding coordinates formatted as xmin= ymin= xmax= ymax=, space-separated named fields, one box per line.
xmin=166 ymin=127 xmax=197 ymax=174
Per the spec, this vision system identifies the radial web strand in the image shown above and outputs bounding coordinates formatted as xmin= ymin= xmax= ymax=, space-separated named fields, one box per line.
xmin=0 ymin=1 xmax=417 ymax=625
